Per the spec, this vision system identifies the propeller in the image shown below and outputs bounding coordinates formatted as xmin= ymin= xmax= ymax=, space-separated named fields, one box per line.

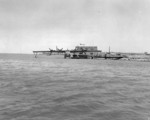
xmin=49 ymin=48 xmax=53 ymax=55
xmin=56 ymin=46 xmax=63 ymax=54
xmin=56 ymin=46 xmax=62 ymax=50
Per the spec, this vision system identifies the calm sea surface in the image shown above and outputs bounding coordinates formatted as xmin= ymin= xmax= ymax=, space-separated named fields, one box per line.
xmin=0 ymin=54 xmax=150 ymax=120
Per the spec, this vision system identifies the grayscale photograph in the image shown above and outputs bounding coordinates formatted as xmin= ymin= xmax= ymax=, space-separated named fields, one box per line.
xmin=0 ymin=0 xmax=150 ymax=120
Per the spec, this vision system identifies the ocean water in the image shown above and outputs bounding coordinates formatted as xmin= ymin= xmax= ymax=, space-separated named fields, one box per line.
xmin=0 ymin=54 xmax=150 ymax=120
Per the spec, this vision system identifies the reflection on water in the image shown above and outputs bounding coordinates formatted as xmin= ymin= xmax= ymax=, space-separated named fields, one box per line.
xmin=0 ymin=54 xmax=150 ymax=120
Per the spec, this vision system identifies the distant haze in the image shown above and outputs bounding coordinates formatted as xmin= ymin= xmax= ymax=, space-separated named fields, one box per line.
xmin=0 ymin=0 xmax=150 ymax=53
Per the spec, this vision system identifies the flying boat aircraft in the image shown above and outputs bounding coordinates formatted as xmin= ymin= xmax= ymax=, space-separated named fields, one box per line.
xmin=33 ymin=45 xmax=124 ymax=59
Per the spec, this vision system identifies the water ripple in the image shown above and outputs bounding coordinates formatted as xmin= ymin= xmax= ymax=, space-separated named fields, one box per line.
xmin=0 ymin=54 xmax=150 ymax=120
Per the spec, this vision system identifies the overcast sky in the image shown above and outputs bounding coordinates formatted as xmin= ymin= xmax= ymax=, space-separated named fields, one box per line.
xmin=0 ymin=0 xmax=150 ymax=53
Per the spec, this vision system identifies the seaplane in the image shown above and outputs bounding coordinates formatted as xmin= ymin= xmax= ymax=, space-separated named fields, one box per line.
xmin=33 ymin=45 xmax=124 ymax=60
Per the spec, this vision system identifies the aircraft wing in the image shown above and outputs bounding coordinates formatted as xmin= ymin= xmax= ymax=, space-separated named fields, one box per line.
xmin=33 ymin=50 xmax=101 ymax=53
xmin=33 ymin=50 xmax=66 ymax=53
xmin=33 ymin=51 xmax=51 ymax=53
